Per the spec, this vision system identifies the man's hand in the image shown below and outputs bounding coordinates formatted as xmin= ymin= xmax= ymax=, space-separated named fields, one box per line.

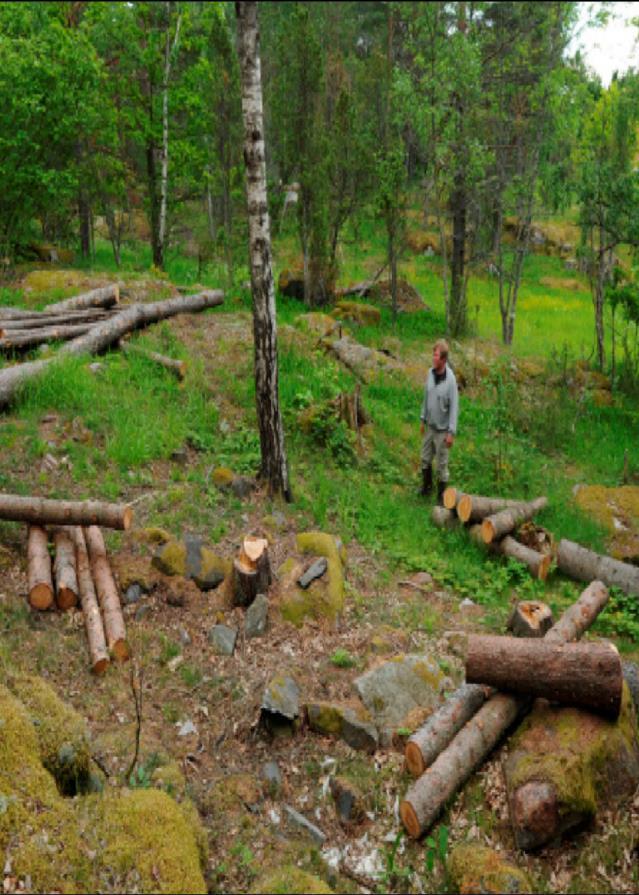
xmin=445 ymin=433 xmax=454 ymax=448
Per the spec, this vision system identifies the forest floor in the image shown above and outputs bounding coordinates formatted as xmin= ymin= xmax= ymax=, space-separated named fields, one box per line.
xmin=0 ymin=249 xmax=638 ymax=894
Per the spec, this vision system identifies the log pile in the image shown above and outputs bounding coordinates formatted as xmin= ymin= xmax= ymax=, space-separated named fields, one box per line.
xmin=435 ymin=490 xmax=550 ymax=580
xmin=17 ymin=495 xmax=133 ymax=674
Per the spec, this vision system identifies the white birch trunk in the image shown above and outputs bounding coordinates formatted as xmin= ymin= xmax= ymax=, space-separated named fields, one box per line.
xmin=236 ymin=1 xmax=291 ymax=500
xmin=158 ymin=3 xmax=182 ymax=264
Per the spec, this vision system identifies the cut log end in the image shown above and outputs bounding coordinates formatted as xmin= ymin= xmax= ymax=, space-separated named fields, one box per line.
xmin=56 ymin=586 xmax=78 ymax=611
xmin=122 ymin=506 xmax=133 ymax=530
xmin=399 ymin=800 xmax=421 ymax=839
xmin=481 ymin=519 xmax=495 ymax=544
xmin=110 ymin=639 xmax=130 ymax=662
xmin=537 ymin=553 xmax=551 ymax=581
xmin=457 ymin=494 xmax=472 ymax=523
xmin=92 ymin=657 xmax=110 ymax=675
xmin=404 ymin=741 xmax=426 ymax=778
xmin=443 ymin=487 xmax=458 ymax=510
xmin=29 ymin=582 xmax=53 ymax=610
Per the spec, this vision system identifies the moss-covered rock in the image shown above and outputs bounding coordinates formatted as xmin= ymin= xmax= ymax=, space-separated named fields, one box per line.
xmin=278 ymin=533 xmax=346 ymax=627
xmin=448 ymin=844 xmax=533 ymax=894
xmin=152 ymin=539 xmax=187 ymax=576
xmin=211 ymin=466 xmax=234 ymax=488
xmin=151 ymin=761 xmax=187 ymax=800
xmin=201 ymin=773 xmax=262 ymax=816
xmin=296 ymin=312 xmax=340 ymax=338
xmin=504 ymin=682 xmax=639 ymax=850
xmin=194 ymin=547 xmax=231 ymax=590
xmin=113 ymin=556 xmax=156 ymax=592
xmin=573 ymin=484 xmax=639 ymax=562
xmin=135 ymin=527 xmax=172 ymax=546
xmin=307 ymin=701 xmax=378 ymax=753
xmin=253 ymin=866 xmax=333 ymax=894
xmin=332 ymin=300 xmax=381 ymax=326
xmin=8 ymin=674 xmax=92 ymax=795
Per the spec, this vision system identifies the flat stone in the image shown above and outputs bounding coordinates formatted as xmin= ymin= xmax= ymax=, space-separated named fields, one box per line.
xmin=261 ymin=675 xmax=300 ymax=721
xmin=307 ymin=702 xmax=378 ymax=753
xmin=283 ymin=805 xmax=326 ymax=845
xmin=245 ymin=594 xmax=269 ymax=638
xmin=208 ymin=624 xmax=237 ymax=656
xmin=261 ymin=761 xmax=282 ymax=794
xmin=298 ymin=558 xmax=328 ymax=589
xmin=124 ymin=584 xmax=143 ymax=605
xmin=353 ymin=654 xmax=446 ymax=731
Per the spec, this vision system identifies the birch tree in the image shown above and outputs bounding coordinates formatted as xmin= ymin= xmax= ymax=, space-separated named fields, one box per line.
xmin=235 ymin=0 xmax=291 ymax=501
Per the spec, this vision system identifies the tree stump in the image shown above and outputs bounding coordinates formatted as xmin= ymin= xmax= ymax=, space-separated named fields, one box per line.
xmin=507 ymin=601 xmax=554 ymax=638
xmin=232 ymin=536 xmax=272 ymax=607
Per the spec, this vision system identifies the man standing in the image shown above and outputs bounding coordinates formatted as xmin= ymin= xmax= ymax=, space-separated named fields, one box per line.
xmin=419 ymin=339 xmax=459 ymax=503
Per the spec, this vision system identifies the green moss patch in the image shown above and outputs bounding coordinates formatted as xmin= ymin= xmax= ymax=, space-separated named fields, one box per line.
xmin=448 ymin=844 xmax=533 ymax=894
xmin=253 ymin=866 xmax=333 ymax=894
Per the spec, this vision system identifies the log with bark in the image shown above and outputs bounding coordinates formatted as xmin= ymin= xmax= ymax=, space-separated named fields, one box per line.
xmin=84 ymin=526 xmax=129 ymax=661
xmin=46 ymin=284 xmax=120 ymax=313
xmin=0 ymin=290 xmax=224 ymax=408
xmin=481 ymin=497 xmax=548 ymax=544
xmin=121 ymin=342 xmax=186 ymax=380
xmin=27 ymin=525 xmax=53 ymax=609
xmin=557 ymin=538 xmax=639 ymax=596
xmin=442 ymin=487 xmax=465 ymax=512
xmin=0 ymin=308 xmax=114 ymax=331
xmin=457 ymin=494 xmax=526 ymax=524
xmin=73 ymin=527 xmax=109 ymax=674
xmin=53 ymin=527 xmax=78 ymax=610
xmin=0 ymin=494 xmax=132 ymax=530
xmin=467 ymin=524 xmax=551 ymax=580
xmin=231 ymin=535 xmax=272 ymax=607
xmin=431 ymin=506 xmax=458 ymax=529
xmin=399 ymin=580 xmax=609 ymax=838
xmin=465 ymin=634 xmax=622 ymax=718
xmin=0 ymin=322 xmax=100 ymax=350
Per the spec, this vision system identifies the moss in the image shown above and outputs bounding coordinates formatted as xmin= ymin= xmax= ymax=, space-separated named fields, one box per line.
xmin=412 ymin=659 xmax=445 ymax=691
xmin=136 ymin=527 xmax=172 ymax=546
xmin=198 ymin=547 xmax=232 ymax=582
xmin=92 ymin=788 xmax=207 ymax=894
xmin=253 ymin=866 xmax=333 ymax=894
xmin=211 ymin=467 xmax=234 ymax=487
xmin=8 ymin=675 xmax=91 ymax=796
xmin=296 ymin=313 xmax=340 ymax=337
xmin=114 ymin=556 xmax=156 ymax=592
xmin=151 ymin=761 xmax=186 ymax=799
xmin=201 ymin=773 xmax=262 ymax=817
xmin=448 ymin=845 xmax=533 ymax=894
xmin=21 ymin=269 xmax=87 ymax=295
xmin=307 ymin=703 xmax=344 ymax=735
xmin=277 ymin=533 xmax=346 ymax=626
xmin=152 ymin=540 xmax=187 ymax=576
xmin=277 ymin=557 xmax=301 ymax=579
xmin=332 ymin=301 xmax=381 ymax=326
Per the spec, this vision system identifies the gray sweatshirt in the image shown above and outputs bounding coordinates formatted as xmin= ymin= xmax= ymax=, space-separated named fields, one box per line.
xmin=420 ymin=366 xmax=459 ymax=434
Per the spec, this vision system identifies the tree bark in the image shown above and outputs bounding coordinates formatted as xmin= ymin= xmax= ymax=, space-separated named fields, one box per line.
xmin=46 ymin=284 xmax=120 ymax=314
xmin=466 ymin=635 xmax=622 ymax=718
xmin=232 ymin=535 xmax=271 ymax=607
xmin=121 ymin=342 xmax=186 ymax=380
xmin=457 ymin=493 xmax=526 ymax=524
xmin=73 ymin=526 xmax=110 ymax=674
xmin=0 ymin=495 xmax=132 ymax=530
xmin=84 ymin=526 xmax=129 ymax=661
xmin=27 ymin=525 xmax=53 ymax=610
xmin=431 ymin=506 xmax=458 ymax=529
xmin=400 ymin=580 xmax=609 ymax=838
xmin=236 ymin=1 xmax=291 ymax=500
xmin=158 ymin=3 xmax=182 ymax=270
xmin=0 ymin=290 xmax=223 ymax=408
xmin=557 ymin=538 xmax=639 ymax=596
xmin=0 ymin=309 xmax=113 ymax=331
xmin=1 ymin=323 xmax=101 ymax=350
xmin=53 ymin=527 xmax=78 ymax=610
xmin=494 ymin=534 xmax=551 ymax=580
xmin=481 ymin=497 xmax=548 ymax=543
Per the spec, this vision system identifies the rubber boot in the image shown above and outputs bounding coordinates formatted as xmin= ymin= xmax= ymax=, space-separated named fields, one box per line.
xmin=437 ymin=481 xmax=447 ymax=506
xmin=419 ymin=466 xmax=433 ymax=497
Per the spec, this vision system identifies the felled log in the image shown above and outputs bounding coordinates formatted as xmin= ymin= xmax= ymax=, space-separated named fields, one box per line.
xmin=442 ymin=487 xmax=465 ymax=511
xmin=121 ymin=342 xmax=186 ymax=380
xmin=84 ymin=526 xmax=129 ymax=661
xmin=507 ymin=601 xmax=554 ymax=638
xmin=0 ymin=308 xmax=113 ymax=331
xmin=73 ymin=527 xmax=109 ymax=674
xmin=232 ymin=536 xmax=272 ymax=607
xmin=0 ymin=322 xmax=98 ymax=350
xmin=466 ymin=635 xmax=622 ymax=718
xmin=457 ymin=494 xmax=525 ymax=524
xmin=0 ymin=495 xmax=132 ymax=530
xmin=336 ymin=262 xmax=387 ymax=299
xmin=27 ymin=525 xmax=53 ymax=609
xmin=53 ymin=527 xmax=78 ymax=610
xmin=557 ymin=538 xmax=639 ymax=596
xmin=468 ymin=524 xmax=550 ymax=580
xmin=481 ymin=497 xmax=548 ymax=544
xmin=46 ymin=284 xmax=120 ymax=313
xmin=400 ymin=580 xmax=609 ymax=838
xmin=0 ymin=290 xmax=224 ymax=409
xmin=431 ymin=506 xmax=458 ymax=529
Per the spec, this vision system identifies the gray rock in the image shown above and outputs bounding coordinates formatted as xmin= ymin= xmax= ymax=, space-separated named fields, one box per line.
xmin=184 ymin=534 xmax=204 ymax=580
xmin=245 ymin=593 xmax=269 ymax=638
xmin=261 ymin=675 xmax=300 ymax=721
xmin=353 ymin=653 xmax=446 ymax=731
xmin=124 ymin=584 xmax=143 ymax=605
xmin=208 ymin=624 xmax=237 ymax=656
xmin=261 ymin=761 xmax=282 ymax=794
xmin=178 ymin=720 xmax=197 ymax=737
xmin=298 ymin=558 xmax=328 ymax=589
xmin=231 ymin=476 xmax=256 ymax=499
xmin=135 ymin=604 xmax=152 ymax=621
xmin=306 ymin=702 xmax=378 ymax=753
xmin=623 ymin=661 xmax=639 ymax=715
xmin=283 ymin=805 xmax=326 ymax=845
xmin=178 ymin=627 xmax=192 ymax=647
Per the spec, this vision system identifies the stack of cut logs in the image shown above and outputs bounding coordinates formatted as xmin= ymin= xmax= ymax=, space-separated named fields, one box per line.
xmin=400 ymin=580 xmax=619 ymax=839
xmin=4 ymin=494 xmax=134 ymax=675
xmin=434 ymin=490 xmax=551 ymax=579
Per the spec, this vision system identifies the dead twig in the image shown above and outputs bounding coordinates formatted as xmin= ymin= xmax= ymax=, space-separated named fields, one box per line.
xmin=125 ymin=659 xmax=143 ymax=782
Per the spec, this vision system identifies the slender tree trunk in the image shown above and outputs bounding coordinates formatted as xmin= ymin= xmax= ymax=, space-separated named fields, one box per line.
xmin=236 ymin=0 xmax=291 ymax=501
xmin=594 ymin=230 xmax=606 ymax=370
xmin=450 ymin=173 xmax=467 ymax=337
xmin=78 ymin=195 xmax=91 ymax=260
xmin=146 ymin=141 xmax=162 ymax=268
xmin=389 ymin=225 xmax=398 ymax=321
xmin=158 ymin=3 xmax=182 ymax=272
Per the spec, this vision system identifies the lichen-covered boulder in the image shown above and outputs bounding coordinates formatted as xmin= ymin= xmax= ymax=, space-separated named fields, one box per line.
xmin=447 ymin=845 xmax=533 ymax=894
xmin=503 ymin=683 xmax=639 ymax=850
xmin=353 ymin=654 xmax=448 ymax=734
xmin=254 ymin=866 xmax=333 ymax=894
xmin=113 ymin=555 xmax=156 ymax=592
xmin=193 ymin=545 xmax=231 ymax=590
xmin=8 ymin=675 xmax=92 ymax=796
xmin=332 ymin=301 xmax=381 ymax=326
xmin=152 ymin=538 xmax=231 ymax=591
xmin=573 ymin=484 xmax=639 ymax=563
xmin=278 ymin=532 xmax=346 ymax=627
xmin=211 ymin=466 xmax=234 ymax=488
xmin=153 ymin=539 xmax=187 ymax=576
xmin=306 ymin=701 xmax=378 ymax=753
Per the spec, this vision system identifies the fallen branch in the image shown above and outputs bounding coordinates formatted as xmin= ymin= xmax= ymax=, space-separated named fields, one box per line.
xmin=557 ymin=538 xmax=639 ymax=596
xmin=0 ymin=494 xmax=132 ymax=530
xmin=400 ymin=580 xmax=609 ymax=838
xmin=0 ymin=289 xmax=223 ymax=408
xmin=121 ymin=342 xmax=186 ymax=380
